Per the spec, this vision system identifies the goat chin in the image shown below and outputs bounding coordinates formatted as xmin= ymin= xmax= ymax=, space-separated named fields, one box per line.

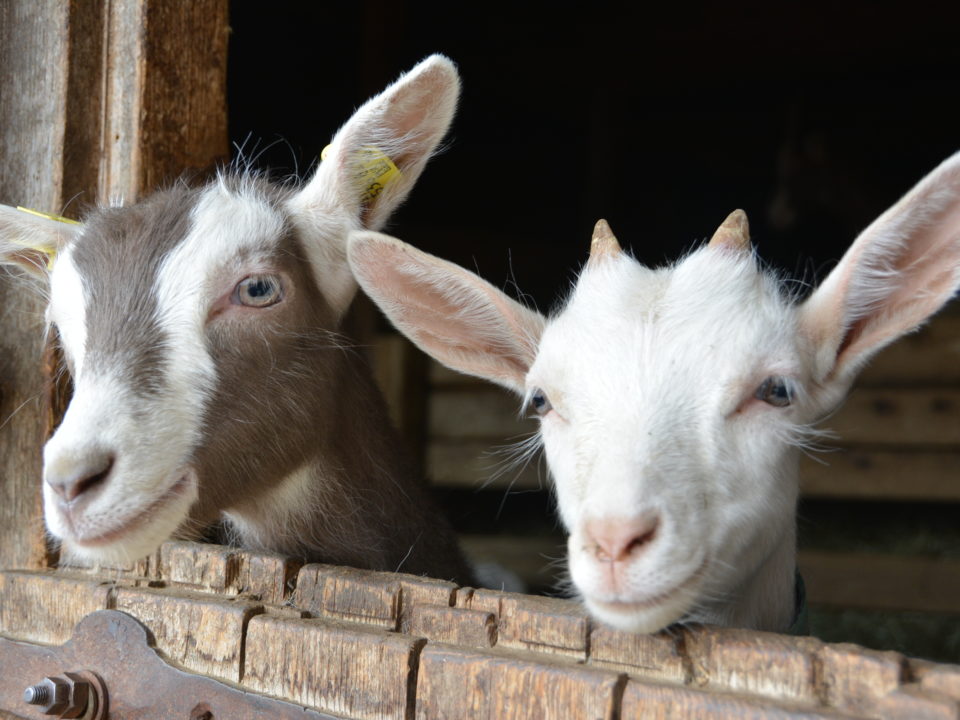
xmin=53 ymin=471 xmax=198 ymax=567
xmin=586 ymin=597 xmax=691 ymax=635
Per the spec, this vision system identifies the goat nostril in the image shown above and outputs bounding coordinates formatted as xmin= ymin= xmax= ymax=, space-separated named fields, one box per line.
xmin=625 ymin=525 xmax=657 ymax=555
xmin=49 ymin=455 xmax=114 ymax=502
xmin=587 ymin=514 xmax=660 ymax=563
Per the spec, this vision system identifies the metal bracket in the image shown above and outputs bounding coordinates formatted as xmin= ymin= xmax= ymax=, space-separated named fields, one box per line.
xmin=0 ymin=610 xmax=342 ymax=719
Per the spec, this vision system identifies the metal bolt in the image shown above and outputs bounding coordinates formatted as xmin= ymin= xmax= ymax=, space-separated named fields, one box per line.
xmin=21 ymin=676 xmax=69 ymax=715
xmin=23 ymin=684 xmax=50 ymax=704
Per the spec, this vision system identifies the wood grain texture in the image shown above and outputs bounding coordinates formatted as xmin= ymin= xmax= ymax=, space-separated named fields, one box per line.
xmin=156 ymin=541 xmax=301 ymax=604
xmin=402 ymin=604 xmax=497 ymax=648
xmin=872 ymin=687 xmax=960 ymax=720
xmin=588 ymin=625 xmax=689 ymax=685
xmin=415 ymin=643 xmax=625 ymax=720
xmin=913 ymin=661 xmax=960 ymax=701
xmin=243 ymin=614 xmax=425 ymax=720
xmin=294 ymin=563 xmax=458 ymax=630
xmin=858 ymin=314 xmax=960 ymax=386
xmin=816 ymin=643 xmax=905 ymax=713
xmin=620 ymin=681 xmax=851 ymax=720
xmin=683 ymin=626 xmax=822 ymax=705
xmin=113 ymin=586 xmax=263 ymax=683
xmin=294 ymin=564 xmax=402 ymax=629
xmin=102 ymin=0 xmax=229 ymax=201
xmin=496 ymin=593 xmax=590 ymax=660
xmin=0 ymin=0 xmax=73 ymax=572
xmin=0 ymin=570 xmax=112 ymax=645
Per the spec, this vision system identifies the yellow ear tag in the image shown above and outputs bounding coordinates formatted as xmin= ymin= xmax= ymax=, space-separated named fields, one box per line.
xmin=14 ymin=206 xmax=79 ymax=270
xmin=320 ymin=144 xmax=402 ymax=203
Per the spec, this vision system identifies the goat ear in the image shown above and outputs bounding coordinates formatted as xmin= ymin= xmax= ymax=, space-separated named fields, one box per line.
xmin=800 ymin=151 xmax=960 ymax=389
xmin=289 ymin=54 xmax=459 ymax=317
xmin=348 ymin=231 xmax=545 ymax=394
xmin=0 ymin=204 xmax=79 ymax=279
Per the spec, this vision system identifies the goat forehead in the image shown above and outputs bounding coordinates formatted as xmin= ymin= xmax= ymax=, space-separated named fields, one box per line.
xmin=536 ymin=250 xmax=796 ymax=403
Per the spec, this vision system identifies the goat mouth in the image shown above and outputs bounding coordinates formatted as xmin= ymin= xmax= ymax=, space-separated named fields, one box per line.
xmin=70 ymin=474 xmax=194 ymax=547
xmin=588 ymin=557 xmax=708 ymax=616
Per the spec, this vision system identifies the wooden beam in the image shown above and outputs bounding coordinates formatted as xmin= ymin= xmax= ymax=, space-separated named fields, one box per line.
xmin=0 ymin=0 xmax=79 ymax=571
xmin=798 ymin=551 xmax=960 ymax=614
xmin=800 ymin=450 xmax=960 ymax=502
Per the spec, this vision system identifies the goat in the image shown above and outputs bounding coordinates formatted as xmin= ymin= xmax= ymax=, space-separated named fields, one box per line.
xmin=347 ymin=151 xmax=960 ymax=632
xmin=0 ymin=55 xmax=473 ymax=583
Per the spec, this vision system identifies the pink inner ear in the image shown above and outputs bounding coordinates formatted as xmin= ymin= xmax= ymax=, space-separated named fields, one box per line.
xmin=353 ymin=239 xmax=540 ymax=390
xmin=826 ymin=183 xmax=960 ymax=375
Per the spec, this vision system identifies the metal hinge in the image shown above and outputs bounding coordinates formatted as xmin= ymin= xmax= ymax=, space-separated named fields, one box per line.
xmin=0 ymin=610 xmax=342 ymax=719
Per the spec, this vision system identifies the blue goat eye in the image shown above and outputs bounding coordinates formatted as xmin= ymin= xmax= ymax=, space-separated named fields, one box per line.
xmin=530 ymin=388 xmax=553 ymax=416
xmin=235 ymin=275 xmax=283 ymax=308
xmin=756 ymin=376 xmax=793 ymax=407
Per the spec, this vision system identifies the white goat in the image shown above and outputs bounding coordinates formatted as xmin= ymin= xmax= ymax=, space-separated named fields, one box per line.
xmin=0 ymin=55 xmax=472 ymax=582
xmin=348 ymin=152 xmax=960 ymax=633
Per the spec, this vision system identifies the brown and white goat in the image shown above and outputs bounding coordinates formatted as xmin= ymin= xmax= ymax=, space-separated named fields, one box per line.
xmin=0 ymin=55 xmax=472 ymax=582
xmin=349 ymin=152 xmax=960 ymax=632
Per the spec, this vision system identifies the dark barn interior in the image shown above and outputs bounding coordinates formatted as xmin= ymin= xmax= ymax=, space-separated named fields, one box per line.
xmin=227 ymin=2 xmax=960 ymax=662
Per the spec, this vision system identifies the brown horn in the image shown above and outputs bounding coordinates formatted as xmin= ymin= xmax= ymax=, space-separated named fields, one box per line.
xmin=588 ymin=219 xmax=622 ymax=264
xmin=708 ymin=209 xmax=750 ymax=253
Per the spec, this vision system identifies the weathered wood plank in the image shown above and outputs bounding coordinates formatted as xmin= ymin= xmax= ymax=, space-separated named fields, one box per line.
xmin=816 ymin=643 xmax=905 ymax=713
xmin=293 ymin=563 xmax=457 ymax=630
xmin=620 ymin=680 xmax=852 ymax=720
xmin=798 ymin=551 xmax=960 ymax=614
xmin=243 ymin=614 xmax=425 ymax=720
xmin=858 ymin=313 xmax=960 ymax=386
xmin=0 ymin=0 xmax=76 ymax=572
xmin=682 ymin=626 xmax=822 ymax=705
xmin=415 ymin=643 xmax=625 ymax=720
xmin=113 ymin=586 xmax=263 ymax=684
xmin=497 ymin=594 xmax=590 ymax=660
xmin=826 ymin=388 xmax=960 ymax=447
xmin=800 ymin=450 xmax=960 ymax=501
xmin=588 ymin=625 xmax=689 ymax=685
xmin=912 ymin=660 xmax=960 ymax=701
xmin=429 ymin=389 xmax=534 ymax=440
xmin=402 ymin=604 xmax=497 ymax=648
xmin=872 ymin=687 xmax=960 ymax=720
xmin=0 ymin=570 xmax=112 ymax=645
xmin=454 ymin=586 xmax=590 ymax=659
xmin=102 ymin=0 xmax=229 ymax=201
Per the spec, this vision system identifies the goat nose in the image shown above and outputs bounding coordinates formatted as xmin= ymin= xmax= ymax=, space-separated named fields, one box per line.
xmin=46 ymin=453 xmax=114 ymax=502
xmin=585 ymin=513 xmax=660 ymax=563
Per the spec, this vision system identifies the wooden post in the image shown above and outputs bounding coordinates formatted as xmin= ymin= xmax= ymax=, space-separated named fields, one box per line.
xmin=0 ymin=0 xmax=228 ymax=571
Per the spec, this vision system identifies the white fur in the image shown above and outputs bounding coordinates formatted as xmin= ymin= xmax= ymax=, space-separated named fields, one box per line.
xmin=349 ymin=150 xmax=960 ymax=633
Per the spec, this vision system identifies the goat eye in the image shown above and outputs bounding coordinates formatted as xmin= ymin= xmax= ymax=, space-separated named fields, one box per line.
xmin=234 ymin=275 xmax=283 ymax=307
xmin=755 ymin=376 xmax=793 ymax=407
xmin=530 ymin=388 xmax=553 ymax=416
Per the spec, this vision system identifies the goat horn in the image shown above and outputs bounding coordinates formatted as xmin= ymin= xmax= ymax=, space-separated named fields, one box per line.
xmin=708 ymin=209 xmax=751 ymax=253
xmin=589 ymin=219 xmax=622 ymax=264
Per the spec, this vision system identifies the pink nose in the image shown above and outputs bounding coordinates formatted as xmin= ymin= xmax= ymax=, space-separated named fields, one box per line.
xmin=46 ymin=453 xmax=114 ymax=503
xmin=584 ymin=513 xmax=659 ymax=562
